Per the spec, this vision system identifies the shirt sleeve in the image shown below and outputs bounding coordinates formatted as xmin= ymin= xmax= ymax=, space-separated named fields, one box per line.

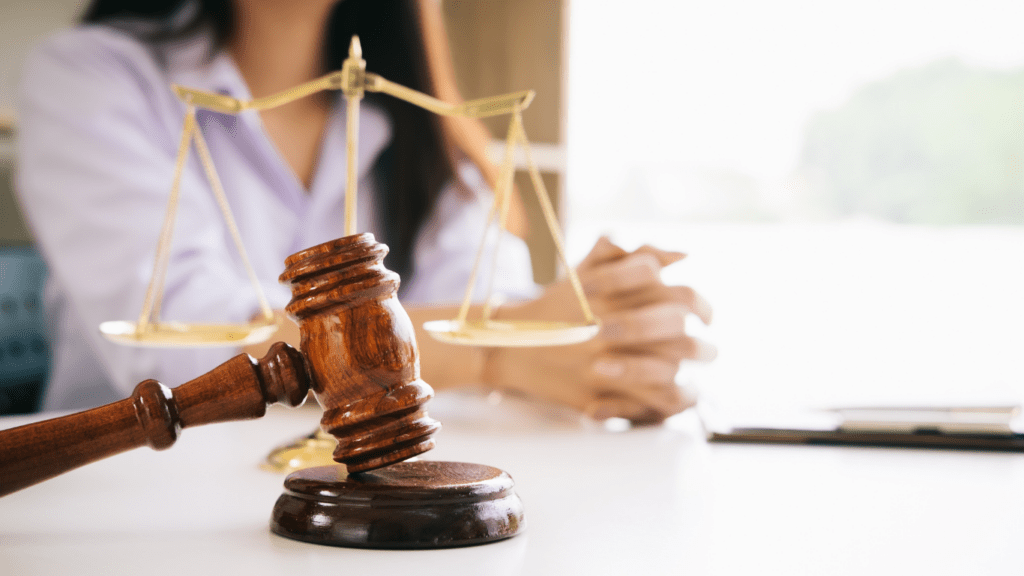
xmin=16 ymin=28 xmax=261 ymax=396
xmin=400 ymin=162 xmax=540 ymax=307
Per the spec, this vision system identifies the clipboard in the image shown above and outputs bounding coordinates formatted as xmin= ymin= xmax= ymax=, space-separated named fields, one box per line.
xmin=702 ymin=405 xmax=1024 ymax=452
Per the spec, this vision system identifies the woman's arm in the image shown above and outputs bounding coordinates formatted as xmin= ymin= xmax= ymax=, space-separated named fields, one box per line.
xmin=406 ymin=305 xmax=489 ymax=390
xmin=244 ymin=236 xmax=713 ymax=423
xmin=407 ymin=236 xmax=715 ymax=422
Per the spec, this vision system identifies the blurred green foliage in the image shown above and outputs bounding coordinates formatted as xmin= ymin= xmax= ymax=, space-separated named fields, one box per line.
xmin=799 ymin=58 xmax=1024 ymax=224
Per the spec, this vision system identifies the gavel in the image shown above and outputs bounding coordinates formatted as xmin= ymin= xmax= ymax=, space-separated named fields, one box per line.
xmin=0 ymin=233 xmax=440 ymax=497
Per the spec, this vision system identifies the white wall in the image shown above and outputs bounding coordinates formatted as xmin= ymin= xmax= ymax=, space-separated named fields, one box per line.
xmin=0 ymin=0 xmax=84 ymax=244
xmin=0 ymin=0 xmax=85 ymax=116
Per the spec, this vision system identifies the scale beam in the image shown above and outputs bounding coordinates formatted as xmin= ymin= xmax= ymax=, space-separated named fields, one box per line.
xmin=170 ymin=74 xmax=534 ymax=119
xmin=365 ymin=74 xmax=534 ymax=118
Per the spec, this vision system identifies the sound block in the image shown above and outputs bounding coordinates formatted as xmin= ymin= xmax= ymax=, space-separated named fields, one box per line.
xmin=270 ymin=461 xmax=525 ymax=549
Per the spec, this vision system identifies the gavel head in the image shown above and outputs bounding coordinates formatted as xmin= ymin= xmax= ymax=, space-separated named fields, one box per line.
xmin=279 ymin=233 xmax=440 ymax=473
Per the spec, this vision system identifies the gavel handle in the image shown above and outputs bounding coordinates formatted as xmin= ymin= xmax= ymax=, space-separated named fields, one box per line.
xmin=0 ymin=342 xmax=310 ymax=497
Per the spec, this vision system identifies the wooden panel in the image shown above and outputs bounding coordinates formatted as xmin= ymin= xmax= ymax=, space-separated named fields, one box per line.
xmin=442 ymin=0 xmax=566 ymax=283
xmin=442 ymin=0 xmax=563 ymax=143
xmin=517 ymin=171 xmax=560 ymax=284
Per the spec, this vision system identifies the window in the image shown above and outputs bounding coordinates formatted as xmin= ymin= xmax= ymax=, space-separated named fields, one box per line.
xmin=567 ymin=0 xmax=1024 ymax=410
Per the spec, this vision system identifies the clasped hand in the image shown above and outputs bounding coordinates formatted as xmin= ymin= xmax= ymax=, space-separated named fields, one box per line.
xmin=488 ymin=237 xmax=715 ymax=424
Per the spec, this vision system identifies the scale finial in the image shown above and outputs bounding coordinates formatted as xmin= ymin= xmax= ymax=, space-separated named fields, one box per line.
xmin=349 ymin=35 xmax=362 ymax=59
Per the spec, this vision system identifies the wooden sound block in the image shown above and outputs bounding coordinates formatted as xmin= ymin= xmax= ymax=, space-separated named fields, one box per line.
xmin=270 ymin=461 xmax=526 ymax=549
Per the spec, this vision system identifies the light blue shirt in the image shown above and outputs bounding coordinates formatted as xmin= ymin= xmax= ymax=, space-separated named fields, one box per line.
xmin=16 ymin=25 xmax=536 ymax=411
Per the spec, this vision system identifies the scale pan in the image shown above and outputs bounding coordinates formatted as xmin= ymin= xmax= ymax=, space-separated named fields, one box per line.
xmin=99 ymin=320 xmax=279 ymax=348
xmin=423 ymin=319 xmax=599 ymax=347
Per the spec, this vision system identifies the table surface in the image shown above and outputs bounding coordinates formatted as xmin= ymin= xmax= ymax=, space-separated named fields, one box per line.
xmin=2 ymin=391 xmax=1023 ymax=576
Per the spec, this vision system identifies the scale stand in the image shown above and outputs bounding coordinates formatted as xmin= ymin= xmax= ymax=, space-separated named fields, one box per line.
xmin=101 ymin=35 xmax=597 ymax=349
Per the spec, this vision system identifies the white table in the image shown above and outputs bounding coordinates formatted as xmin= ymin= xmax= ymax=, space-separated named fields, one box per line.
xmin=2 ymin=391 xmax=1023 ymax=576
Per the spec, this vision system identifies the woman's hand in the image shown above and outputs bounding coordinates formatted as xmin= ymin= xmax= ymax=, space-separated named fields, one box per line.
xmin=486 ymin=237 xmax=715 ymax=424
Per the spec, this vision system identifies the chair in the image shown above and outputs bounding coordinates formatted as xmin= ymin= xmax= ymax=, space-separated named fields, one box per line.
xmin=0 ymin=247 xmax=48 ymax=414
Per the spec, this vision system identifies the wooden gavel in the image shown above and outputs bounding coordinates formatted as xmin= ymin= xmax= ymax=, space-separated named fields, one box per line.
xmin=0 ymin=233 xmax=440 ymax=497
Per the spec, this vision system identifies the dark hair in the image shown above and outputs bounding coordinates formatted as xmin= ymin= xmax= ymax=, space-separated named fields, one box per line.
xmin=83 ymin=0 xmax=455 ymax=281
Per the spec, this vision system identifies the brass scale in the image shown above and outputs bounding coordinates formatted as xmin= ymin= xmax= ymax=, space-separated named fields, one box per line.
xmin=97 ymin=37 xmax=598 ymax=470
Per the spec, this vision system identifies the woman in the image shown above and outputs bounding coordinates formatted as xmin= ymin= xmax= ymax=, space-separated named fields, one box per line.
xmin=16 ymin=0 xmax=714 ymax=421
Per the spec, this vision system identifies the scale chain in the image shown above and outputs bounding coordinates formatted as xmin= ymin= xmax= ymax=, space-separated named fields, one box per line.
xmin=191 ymin=113 xmax=275 ymax=323
xmin=480 ymin=110 xmax=522 ymax=322
xmin=514 ymin=111 xmax=595 ymax=324
xmin=137 ymin=107 xmax=196 ymax=333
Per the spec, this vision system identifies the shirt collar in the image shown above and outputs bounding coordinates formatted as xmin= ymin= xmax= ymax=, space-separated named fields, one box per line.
xmin=162 ymin=32 xmax=251 ymax=103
